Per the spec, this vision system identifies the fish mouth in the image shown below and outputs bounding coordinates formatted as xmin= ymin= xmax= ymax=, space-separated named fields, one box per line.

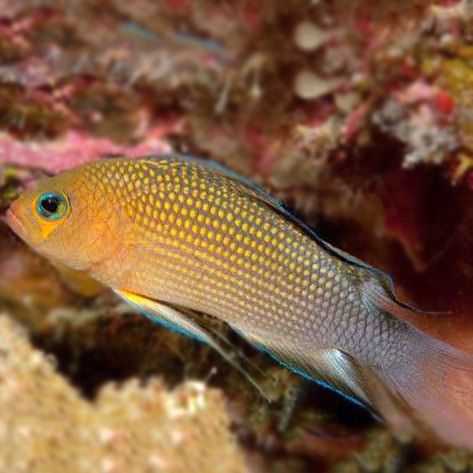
xmin=5 ymin=206 xmax=27 ymax=240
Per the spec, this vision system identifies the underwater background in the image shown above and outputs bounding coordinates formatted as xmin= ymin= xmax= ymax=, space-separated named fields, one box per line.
xmin=0 ymin=1 xmax=472 ymax=471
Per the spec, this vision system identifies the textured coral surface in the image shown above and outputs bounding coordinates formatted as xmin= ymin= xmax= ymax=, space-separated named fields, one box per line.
xmin=0 ymin=0 xmax=473 ymax=472
xmin=0 ymin=315 xmax=246 ymax=473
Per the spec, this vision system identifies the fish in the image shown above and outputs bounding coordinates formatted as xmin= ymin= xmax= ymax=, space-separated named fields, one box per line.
xmin=6 ymin=154 xmax=473 ymax=449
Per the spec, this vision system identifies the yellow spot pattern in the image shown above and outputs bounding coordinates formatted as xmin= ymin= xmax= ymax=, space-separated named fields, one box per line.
xmin=80 ymin=156 xmax=360 ymax=341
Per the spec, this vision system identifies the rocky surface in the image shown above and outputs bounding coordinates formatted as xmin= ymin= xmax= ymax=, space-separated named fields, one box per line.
xmin=0 ymin=315 xmax=247 ymax=473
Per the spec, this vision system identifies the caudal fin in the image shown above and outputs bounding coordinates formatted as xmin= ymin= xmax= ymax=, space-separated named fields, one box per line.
xmin=379 ymin=322 xmax=473 ymax=449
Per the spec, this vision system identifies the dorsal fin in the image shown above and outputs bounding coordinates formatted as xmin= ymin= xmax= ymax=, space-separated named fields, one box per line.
xmin=362 ymin=278 xmax=450 ymax=322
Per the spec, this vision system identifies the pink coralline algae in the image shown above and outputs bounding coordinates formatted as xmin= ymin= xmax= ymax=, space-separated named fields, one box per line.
xmin=0 ymin=129 xmax=172 ymax=174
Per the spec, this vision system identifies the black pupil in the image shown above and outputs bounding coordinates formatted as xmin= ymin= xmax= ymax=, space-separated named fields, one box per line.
xmin=41 ymin=196 xmax=60 ymax=214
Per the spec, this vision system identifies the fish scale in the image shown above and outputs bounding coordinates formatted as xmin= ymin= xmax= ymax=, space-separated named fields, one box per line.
xmin=7 ymin=154 xmax=473 ymax=449
xmin=82 ymin=158 xmax=358 ymax=345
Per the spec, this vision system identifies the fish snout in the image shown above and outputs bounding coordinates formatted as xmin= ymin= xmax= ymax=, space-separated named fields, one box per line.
xmin=5 ymin=200 xmax=28 ymax=240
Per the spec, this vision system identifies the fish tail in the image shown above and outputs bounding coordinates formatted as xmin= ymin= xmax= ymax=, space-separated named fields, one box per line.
xmin=376 ymin=317 xmax=473 ymax=449
xmin=360 ymin=278 xmax=473 ymax=447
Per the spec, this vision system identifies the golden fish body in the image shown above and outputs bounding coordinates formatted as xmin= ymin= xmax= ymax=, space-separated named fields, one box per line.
xmin=7 ymin=155 xmax=473 ymax=449
xmin=88 ymin=158 xmax=364 ymax=350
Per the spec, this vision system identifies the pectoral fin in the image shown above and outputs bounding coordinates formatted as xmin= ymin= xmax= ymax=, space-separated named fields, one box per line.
xmin=114 ymin=289 xmax=273 ymax=402
xmin=53 ymin=262 xmax=104 ymax=297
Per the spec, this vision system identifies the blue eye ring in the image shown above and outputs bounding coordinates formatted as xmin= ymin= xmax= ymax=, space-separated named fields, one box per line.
xmin=36 ymin=192 xmax=69 ymax=221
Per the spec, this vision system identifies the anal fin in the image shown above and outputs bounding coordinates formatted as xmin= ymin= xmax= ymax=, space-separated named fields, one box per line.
xmin=243 ymin=331 xmax=414 ymax=439
xmin=251 ymin=335 xmax=371 ymax=408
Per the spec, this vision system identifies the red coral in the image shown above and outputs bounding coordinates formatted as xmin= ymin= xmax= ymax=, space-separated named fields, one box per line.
xmin=434 ymin=89 xmax=455 ymax=115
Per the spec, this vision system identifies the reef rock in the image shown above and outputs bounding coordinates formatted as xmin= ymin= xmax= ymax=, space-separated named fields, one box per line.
xmin=0 ymin=314 xmax=247 ymax=473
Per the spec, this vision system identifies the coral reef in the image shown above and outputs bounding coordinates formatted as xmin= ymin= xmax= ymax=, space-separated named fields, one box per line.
xmin=0 ymin=314 xmax=247 ymax=473
xmin=0 ymin=0 xmax=472 ymax=471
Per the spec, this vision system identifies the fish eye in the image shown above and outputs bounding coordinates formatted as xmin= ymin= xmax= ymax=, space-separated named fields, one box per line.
xmin=36 ymin=192 xmax=69 ymax=221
